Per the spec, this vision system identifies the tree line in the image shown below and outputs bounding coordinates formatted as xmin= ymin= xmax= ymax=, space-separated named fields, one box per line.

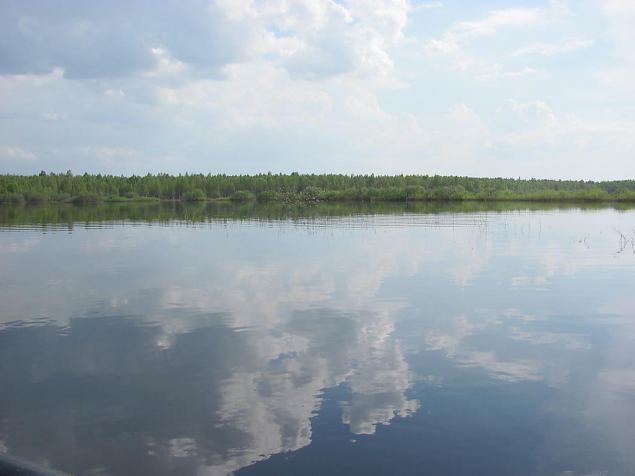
xmin=1 ymin=171 xmax=635 ymax=204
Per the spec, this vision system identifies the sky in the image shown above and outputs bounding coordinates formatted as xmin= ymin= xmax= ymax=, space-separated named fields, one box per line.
xmin=0 ymin=0 xmax=634 ymax=179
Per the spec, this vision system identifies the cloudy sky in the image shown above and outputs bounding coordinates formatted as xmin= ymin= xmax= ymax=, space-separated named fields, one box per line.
xmin=0 ymin=0 xmax=633 ymax=179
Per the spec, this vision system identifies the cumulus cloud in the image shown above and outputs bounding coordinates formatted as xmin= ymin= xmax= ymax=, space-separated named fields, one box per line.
xmin=0 ymin=0 xmax=410 ymax=80
xmin=0 ymin=0 xmax=634 ymax=178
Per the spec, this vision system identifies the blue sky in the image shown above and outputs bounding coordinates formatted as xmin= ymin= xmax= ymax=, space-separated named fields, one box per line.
xmin=0 ymin=0 xmax=633 ymax=179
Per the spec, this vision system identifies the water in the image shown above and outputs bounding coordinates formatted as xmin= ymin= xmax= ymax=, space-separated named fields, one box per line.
xmin=1 ymin=202 xmax=634 ymax=476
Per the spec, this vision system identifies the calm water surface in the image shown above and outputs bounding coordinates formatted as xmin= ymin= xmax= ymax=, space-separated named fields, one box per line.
xmin=1 ymin=203 xmax=634 ymax=476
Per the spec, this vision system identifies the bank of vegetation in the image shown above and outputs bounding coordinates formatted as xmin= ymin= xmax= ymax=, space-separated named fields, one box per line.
xmin=1 ymin=171 xmax=635 ymax=204
xmin=4 ymin=200 xmax=633 ymax=228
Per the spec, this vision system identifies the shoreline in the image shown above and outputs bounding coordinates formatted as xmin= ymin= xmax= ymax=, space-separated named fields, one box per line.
xmin=2 ymin=196 xmax=635 ymax=205
xmin=2 ymin=173 xmax=635 ymax=204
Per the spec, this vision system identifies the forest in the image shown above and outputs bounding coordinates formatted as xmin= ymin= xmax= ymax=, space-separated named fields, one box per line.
xmin=1 ymin=171 xmax=635 ymax=204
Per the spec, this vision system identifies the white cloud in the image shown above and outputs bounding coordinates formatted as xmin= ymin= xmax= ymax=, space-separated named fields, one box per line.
xmin=412 ymin=0 xmax=443 ymax=10
xmin=459 ymin=351 xmax=543 ymax=382
xmin=423 ymin=33 xmax=474 ymax=71
xmin=500 ymin=100 xmax=635 ymax=149
xmin=595 ymin=0 xmax=635 ymax=91
xmin=0 ymin=0 xmax=633 ymax=178
xmin=423 ymin=7 xmax=545 ymax=71
xmin=510 ymin=38 xmax=595 ymax=57
xmin=453 ymin=8 xmax=545 ymax=38
xmin=600 ymin=0 xmax=635 ymax=16
xmin=0 ymin=146 xmax=37 ymax=161
xmin=425 ymin=315 xmax=543 ymax=382
xmin=510 ymin=328 xmax=591 ymax=351
xmin=270 ymin=0 xmax=412 ymax=78
xmin=0 ymin=0 xmax=410 ymax=81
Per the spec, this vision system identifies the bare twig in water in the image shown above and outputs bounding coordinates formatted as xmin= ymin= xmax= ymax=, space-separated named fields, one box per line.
xmin=615 ymin=229 xmax=635 ymax=254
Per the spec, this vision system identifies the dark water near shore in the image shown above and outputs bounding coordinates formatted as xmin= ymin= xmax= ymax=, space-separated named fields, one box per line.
xmin=1 ymin=203 xmax=634 ymax=475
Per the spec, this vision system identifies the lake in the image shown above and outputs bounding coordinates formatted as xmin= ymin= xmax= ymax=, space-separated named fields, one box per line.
xmin=1 ymin=202 xmax=634 ymax=476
